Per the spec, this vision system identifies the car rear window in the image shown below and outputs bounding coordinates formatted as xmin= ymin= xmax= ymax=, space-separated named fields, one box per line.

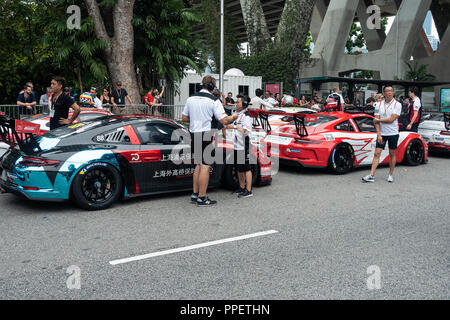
xmin=45 ymin=120 xmax=107 ymax=139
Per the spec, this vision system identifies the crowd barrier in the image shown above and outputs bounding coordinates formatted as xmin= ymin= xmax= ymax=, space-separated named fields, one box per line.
xmin=0 ymin=104 xmax=186 ymax=122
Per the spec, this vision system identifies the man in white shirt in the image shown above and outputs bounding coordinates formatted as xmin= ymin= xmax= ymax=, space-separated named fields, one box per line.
xmin=225 ymin=95 xmax=254 ymax=198
xmin=250 ymin=89 xmax=272 ymax=110
xmin=407 ymin=87 xmax=422 ymax=132
xmin=363 ymin=85 xmax=402 ymax=183
xmin=182 ymin=75 xmax=238 ymax=207
xmin=263 ymin=91 xmax=279 ymax=108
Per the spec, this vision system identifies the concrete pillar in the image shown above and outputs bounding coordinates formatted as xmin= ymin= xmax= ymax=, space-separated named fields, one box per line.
xmin=310 ymin=0 xmax=327 ymax=42
xmin=312 ymin=0 xmax=359 ymax=73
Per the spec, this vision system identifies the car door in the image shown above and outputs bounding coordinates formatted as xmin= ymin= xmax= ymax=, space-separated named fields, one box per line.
xmin=94 ymin=124 xmax=142 ymax=195
xmin=133 ymin=121 xmax=194 ymax=193
xmin=352 ymin=116 xmax=381 ymax=166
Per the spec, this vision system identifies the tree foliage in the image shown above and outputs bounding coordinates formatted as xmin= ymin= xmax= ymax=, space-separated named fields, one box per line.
xmin=0 ymin=0 xmax=205 ymax=103
xmin=406 ymin=62 xmax=436 ymax=81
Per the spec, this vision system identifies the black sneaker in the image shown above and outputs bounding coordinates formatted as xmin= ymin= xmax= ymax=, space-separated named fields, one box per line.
xmin=238 ymin=190 xmax=253 ymax=198
xmin=196 ymin=197 xmax=217 ymax=207
xmin=233 ymin=188 xmax=245 ymax=195
xmin=190 ymin=193 xmax=199 ymax=204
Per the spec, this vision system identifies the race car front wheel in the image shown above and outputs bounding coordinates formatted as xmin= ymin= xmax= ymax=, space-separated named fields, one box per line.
xmin=328 ymin=144 xmax=354 ymax=175
xmin=71 ymin=163 xmax=123 ymax=211
xmin=404 ymin=139 xmax=425 ymax=166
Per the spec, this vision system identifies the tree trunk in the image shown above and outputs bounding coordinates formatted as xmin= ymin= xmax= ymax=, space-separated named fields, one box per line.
xmin=85 ymin=0 xmax=141 ymax=104
xmin=240 ymin=0 xmax=271 ymax=55
xmin=276 ymin=0 xmax=316 ymax=77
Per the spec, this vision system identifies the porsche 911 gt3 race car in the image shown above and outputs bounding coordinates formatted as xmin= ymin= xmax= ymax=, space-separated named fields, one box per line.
xmin=250 ymin=109 xmax=428 ymax=174
xmin=0 ymin=115 xmax=271 ymax=210
xmin=418 ymin=113 xmax=450 ymax=153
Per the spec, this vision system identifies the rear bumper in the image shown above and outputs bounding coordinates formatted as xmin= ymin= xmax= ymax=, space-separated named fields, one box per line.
xmin=268 ymin=153 xmax=326 ymax=168
xmin=0 ymin=179 xmax=65 ymax=202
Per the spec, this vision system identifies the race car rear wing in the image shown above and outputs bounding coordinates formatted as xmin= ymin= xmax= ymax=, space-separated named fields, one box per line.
xmin=248 ymin=109 xmax=317 ymax=138
xmin=0 ymin=114 xmax=41 ymax=154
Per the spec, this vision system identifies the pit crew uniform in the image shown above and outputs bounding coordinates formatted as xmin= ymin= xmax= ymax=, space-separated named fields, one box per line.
xmin=233 ymin=111 xmax=253 ymax=173
xmin=408 ymin=97 xmax=422 ymax=133
xmin=182 ymin=89 xmax=227 ymax=165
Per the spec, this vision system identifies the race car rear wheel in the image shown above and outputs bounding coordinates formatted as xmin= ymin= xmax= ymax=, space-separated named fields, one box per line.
xmin=223 ymin=163 xmax=259 ymax=190
xmin=71 ymin=163 xmax=123 ymax=211
xmin=328 ymin=144 xmax=354 ymax=175
xmin=404 ymin=139 xmax=425 ymax=166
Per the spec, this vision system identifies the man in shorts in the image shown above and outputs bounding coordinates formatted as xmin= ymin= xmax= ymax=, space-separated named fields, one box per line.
xmin=182 ymin=76 xmax=238 ymax=207
xmin=363 ymin=85 xmax=402 ymax=183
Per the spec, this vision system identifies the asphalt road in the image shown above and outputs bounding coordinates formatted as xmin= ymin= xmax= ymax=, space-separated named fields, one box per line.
xmin=0 ymin=153 xmax=449 ymax=300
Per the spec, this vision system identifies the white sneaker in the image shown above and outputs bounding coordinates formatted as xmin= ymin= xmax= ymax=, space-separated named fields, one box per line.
xmin=387 ymin=175 xmax=394 ymax=183
xmin=362 ymin=175 xmax=375 ymax=183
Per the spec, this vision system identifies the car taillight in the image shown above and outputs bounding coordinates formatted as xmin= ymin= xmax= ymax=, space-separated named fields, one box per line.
xmin=19 ymin=157 xmax=60 ymax=167
xmin=440 ymin=131 xmax=450 ymax=136
xmin=295 ymin=138 xmax=323 ymax=144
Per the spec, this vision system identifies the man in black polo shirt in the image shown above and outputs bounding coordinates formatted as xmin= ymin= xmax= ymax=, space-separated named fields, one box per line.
xmin=17 ymin=84 xmax=37 ymax=117
xmin=49 ymin=76 xmax=81 ymax=130
xmin=111 ymin=81 xmax=134 ymax=113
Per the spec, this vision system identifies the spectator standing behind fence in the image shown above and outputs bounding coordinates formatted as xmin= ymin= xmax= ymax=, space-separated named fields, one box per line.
xmin=144 ymin=88 xmax=154 ymax=114
xmin=17 ymin=84 xmax=36 ymax=118
xmin=101 ymin=88 xmax=112 ymax=110
xmin=40 ymin=87 xmax=52 ymax=113
xmin=49 ymin=76 xmax=80 ymax=130
xmin=111 ymin=81 xmax=133 ymax=114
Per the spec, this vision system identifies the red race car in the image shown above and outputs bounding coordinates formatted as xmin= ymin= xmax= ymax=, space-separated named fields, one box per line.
xmin=251 ymin=110 xmax=428 ymax=174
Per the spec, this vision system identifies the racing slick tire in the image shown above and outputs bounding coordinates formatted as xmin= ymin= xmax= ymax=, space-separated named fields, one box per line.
xmin=223 ymin=163 xmax=260 ymax=190
xmin=404 ymin=139 xmax=425 ymax=166
xmin=71 ymin=163 xmax=123 ymax=211
xmin=328 ymin=143 xmax=355 ymax=175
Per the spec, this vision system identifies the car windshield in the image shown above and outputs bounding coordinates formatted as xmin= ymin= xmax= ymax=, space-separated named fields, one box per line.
xmin=430 ymin=114 xmax=444 ymax=122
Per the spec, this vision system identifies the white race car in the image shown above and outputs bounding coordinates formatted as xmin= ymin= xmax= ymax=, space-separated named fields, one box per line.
xmin=418 ymin=113 xmax=450 ymax=153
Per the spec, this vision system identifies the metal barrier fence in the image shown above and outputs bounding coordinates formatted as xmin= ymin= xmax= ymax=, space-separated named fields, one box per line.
xmin=0 ymin=104 xmax=186 ymax=122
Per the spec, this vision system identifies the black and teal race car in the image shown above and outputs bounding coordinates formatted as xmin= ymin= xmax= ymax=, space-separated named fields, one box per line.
xmin=0 ymin=115 xmax=272 ymax=210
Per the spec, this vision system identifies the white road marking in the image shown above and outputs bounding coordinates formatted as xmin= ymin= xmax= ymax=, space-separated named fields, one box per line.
xmin=109 ymin=230 xmax=279 ymax=266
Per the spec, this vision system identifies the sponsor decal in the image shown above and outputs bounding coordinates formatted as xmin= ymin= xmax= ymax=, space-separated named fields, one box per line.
xmin=287 ymin=148 xmax=301 ymax=154
xmin=161 ymin=153 xmax=191 ymax=162
xmin=15 ymin=120 xmax=40 ymax=134
xmin=79 ymin=162 xmax=108 ymax=175
xmin=68 ymin=123 xmax=85 ymax=129
xmin=153 ymin=167 xmax=195 ymax=178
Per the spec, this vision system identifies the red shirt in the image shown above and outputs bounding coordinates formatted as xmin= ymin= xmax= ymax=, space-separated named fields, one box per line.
xmin=144 ymin=93 xmax=154 ymax=106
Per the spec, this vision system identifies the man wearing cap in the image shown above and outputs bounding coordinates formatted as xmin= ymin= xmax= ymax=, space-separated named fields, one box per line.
xmin=182 ymin=75 xmax=238 ymax=207
xmin=111 ymin=81 xmax=134 ymax=114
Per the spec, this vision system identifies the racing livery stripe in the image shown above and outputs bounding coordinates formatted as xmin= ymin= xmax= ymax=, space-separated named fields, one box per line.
xmin=115 ymin=150 xmax=161 ymax=163
xmin=124 ymin=125 xmax=140 ymax=145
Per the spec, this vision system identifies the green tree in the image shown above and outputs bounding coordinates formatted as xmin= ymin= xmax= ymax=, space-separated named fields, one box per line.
xmin=405 ymin=62 xmax=436 ymax=81
xmin=133 ymin=0 xmax=205 ymax=92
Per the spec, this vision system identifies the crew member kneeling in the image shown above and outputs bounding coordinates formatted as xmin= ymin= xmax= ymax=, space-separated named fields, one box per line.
xmin=226 ymin=95 xmax=254 ymax=198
